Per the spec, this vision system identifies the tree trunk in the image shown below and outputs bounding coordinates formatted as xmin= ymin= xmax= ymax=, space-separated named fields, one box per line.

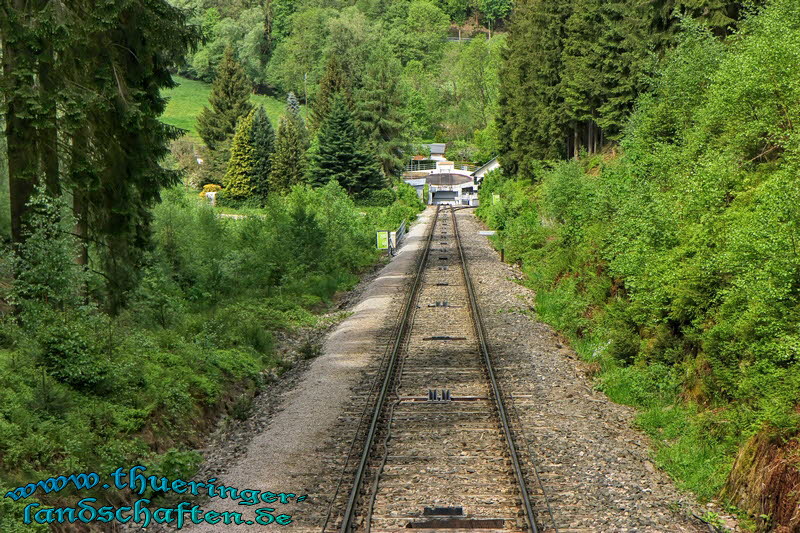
xmin=71 ymin=127 xmax=90 ymax=268
xmin=39 ymin=39 xmax=60 ymax=196
xmin=3 ymin=2 xmax=39 ymax=244
xmin=573 ymin=124 xmax=579 ymax=159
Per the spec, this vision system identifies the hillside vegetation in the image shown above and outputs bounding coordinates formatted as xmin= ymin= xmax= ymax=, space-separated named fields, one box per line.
xmin=481 ymin=2 xmax=800 ymax=529
xmin=0 ymin=183 xmax=424 ymax=531
xmin=161 ymin=76 xmax=287 ymax=140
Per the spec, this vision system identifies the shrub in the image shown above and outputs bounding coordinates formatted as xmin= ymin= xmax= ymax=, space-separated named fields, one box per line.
xmin=356 ymin=188 xmax=396 ymax=207
xmin=198 ymin=183 xmax=222 ymax=198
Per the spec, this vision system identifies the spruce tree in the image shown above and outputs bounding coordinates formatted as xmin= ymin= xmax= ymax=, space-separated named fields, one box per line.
xmin=197 ymin=47 xmax=254 ymax=149
xmin=561 ymin=0 xmax=604 ymax=156
xmin=310 ymin=55 xmax=352 ymax=132
xmin=287 ymin=91 xmax=302 ymax=118
xmin=251 ymin=106 xmax=276 ymax=201
xmin=285 ymin=91 xmax=308 ymax=139
xmin=223 ymin=110 xmax=257 ymax=199
xmin=309 ymin=94 xmax=384 ymax=196
xmin=596 ymin=0 xmax=652 ymax=139
xmin=497 ymin=0 xmax=570 ymax=174
xmin=270 ymin=115 xmax=308 ymax=195
xmin=356 ymin=43 xmax=409 ymax=180
xmin=2 ymin=0 xmax=198 ymax=308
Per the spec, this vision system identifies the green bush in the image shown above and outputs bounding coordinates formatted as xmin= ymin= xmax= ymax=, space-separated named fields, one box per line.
xmin=356 ymin=188 xmax=396 ymax=207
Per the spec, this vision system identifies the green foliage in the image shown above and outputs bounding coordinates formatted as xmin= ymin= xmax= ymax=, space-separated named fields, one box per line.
xmin=308 ymin=94 xmax=386 ymax=195
xmin=270 ymin=96 xmax=310 ymax=195
xmin=496 ymin=0 xmax=752 ymax=169
xmin=497 ymin=0 xmax=571 ymax=173
xmin=197 ymin=47 xmax=254 ymax=150
xmin=161 ymin=76 xmax=286 ymax=142
xmin=251 ymin=106 xmax=277 ymax=201
xmin=2 ymin=0 xmax=199 ymax=314
xmin=357 ymin=188 xmax=397 ymax=207
xmin=482 ymin=0 xmax=800 ymax=501
xmin=390 ymin=0 xmax=450 ymax=64
xmin=479 ymin=0 xmax=513 ymax=25
xmin=9 ymin=190 xmax=88 ymax=314
xmin=0 ymin=116 xmax=9 ymax=240
xmin=0 ymin=180 xmax=423 ymax=528
xmin=356 ymin=42 xmax=409 ymax=179
xmin=0 ymin=483 xmax=47 ymax=532
xmin=267 ymin=7 xmax=336 ymax=96
xmin=223 ymin=110 xmax=258 ymax=199
xmin=310 ymin=54 xmax=353 ymax=132
xmin=183 ymin=0 xmax=509 ymax=155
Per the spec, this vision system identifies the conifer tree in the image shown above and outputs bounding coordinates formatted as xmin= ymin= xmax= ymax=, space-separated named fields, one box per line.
xmin=197 ymin=47 xmax=254 ymax=149
xmin=596 ymin=0 xmax=652 ymax=139
xmin=356 ymin=43 xmax=409 ymax=180
xmin=223 ymin=110 xmax=257 ymax=199
xmin=251 ymin=107 xmax=276 ymax=201
xmin=497 ymin=0 xmax=570 ymax=174
xmin=287 ymin=91 xmax=302 ymax=118
xmin=270 ymin=114 xmax=308 ymax=195
xmin=561 ymin=0 xmax=604 ymax=156
xmin=285 ymin=91 xmax=308 ymax=140
xmin=309 ymin=94 xmax=384 ymax=195
xmin=2 ymin=0 xmax=198 ymax=308
xmin=309 ymin=55 xmax=352 ymax=132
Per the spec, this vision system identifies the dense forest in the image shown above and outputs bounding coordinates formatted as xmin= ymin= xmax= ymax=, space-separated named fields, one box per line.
xmin=1 ymin=0 xmax=799 ymax=530
xmin=480 ymin=0 xmax=800 ymax=530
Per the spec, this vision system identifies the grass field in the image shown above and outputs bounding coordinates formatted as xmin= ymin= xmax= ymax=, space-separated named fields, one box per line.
xmin=161 ymin=76 xmax=290 ymax=142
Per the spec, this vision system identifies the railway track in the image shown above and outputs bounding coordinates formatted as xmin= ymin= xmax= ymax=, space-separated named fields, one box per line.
xmin=323 ymin=206 xmax=555 ymax=533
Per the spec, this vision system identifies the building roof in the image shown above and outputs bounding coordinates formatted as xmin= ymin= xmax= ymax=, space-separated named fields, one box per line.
xmin=471 ymin=156 xmax=499 ymax=177
xmin=426 ymin=173 xmax=473 ymax=186
xmin=424 ymin=143 xmax=447 ymax=154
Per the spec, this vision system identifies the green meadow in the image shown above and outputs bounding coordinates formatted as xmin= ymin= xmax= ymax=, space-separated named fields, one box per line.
xmin=161 ymin=76 xmax=289 ymax=142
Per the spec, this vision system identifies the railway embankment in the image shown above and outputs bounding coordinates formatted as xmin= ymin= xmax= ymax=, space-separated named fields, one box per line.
xmin=166 ymin=207 xmax=736 ymax=532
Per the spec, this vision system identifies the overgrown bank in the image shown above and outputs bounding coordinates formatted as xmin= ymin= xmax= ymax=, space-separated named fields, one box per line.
xmin=480 ymin=3 xmax=800 ymax=530
xmin=0 ymin=183 xmax=423 ymax=531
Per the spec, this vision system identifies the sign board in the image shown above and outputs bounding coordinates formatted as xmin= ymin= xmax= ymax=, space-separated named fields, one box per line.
xmin=376 ymin=231 xmax=390 ymax=250
xmin=389 ymin=231 xmax=397 ymax=249
xmin=479 ymin=231 xmax=496 ymax=236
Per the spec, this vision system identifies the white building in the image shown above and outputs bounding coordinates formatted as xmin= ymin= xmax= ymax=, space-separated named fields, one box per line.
xmin=471 ymin=156 xmax=500 ymax=185
xmin=426 ymin=172 xmax=478 ymax=206
xmin=404 ymin=160 xmax=479 ymax=206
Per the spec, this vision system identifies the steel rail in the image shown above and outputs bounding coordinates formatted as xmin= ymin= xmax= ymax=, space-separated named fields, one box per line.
xmin=450 ymin=206 xmax=540 ymax=533
xmin=338 ymin=206 xmax=439 ymax=533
